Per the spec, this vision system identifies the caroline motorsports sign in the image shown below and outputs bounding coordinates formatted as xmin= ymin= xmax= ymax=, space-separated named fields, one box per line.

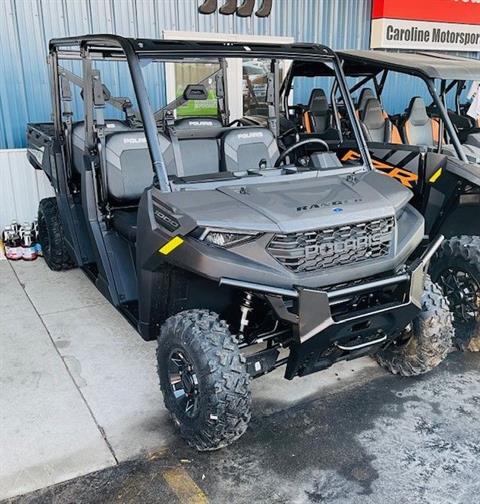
xmin=371 ymin=0 xmax=480 ymax=51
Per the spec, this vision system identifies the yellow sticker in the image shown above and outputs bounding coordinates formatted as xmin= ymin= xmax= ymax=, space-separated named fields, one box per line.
xmin=429 ymin=167 xmax=443 ymax=183
xmin=159 ymin=236 xmax=184 ymax=255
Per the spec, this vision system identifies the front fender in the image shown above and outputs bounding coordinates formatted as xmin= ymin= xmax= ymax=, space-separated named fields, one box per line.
xmin=445 ymin=157 xmax=480 ymax=187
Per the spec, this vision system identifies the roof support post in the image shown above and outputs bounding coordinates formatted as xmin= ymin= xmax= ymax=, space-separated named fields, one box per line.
xmin=335 ymin=57 xmax=373 ymax=171
xmin=426 ymin=78 xmax=467 ymax=163
xmin=50 ymin=51 xmax=63 ymax=138
xmin=267 ymin=59 xmax=280 ymax=137
xmin=122 ymin=40 xmax=171 ymax=192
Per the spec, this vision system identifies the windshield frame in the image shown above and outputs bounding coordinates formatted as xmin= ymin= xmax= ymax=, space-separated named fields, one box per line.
xmin=49 ymin=35 xmax=372 ymax=193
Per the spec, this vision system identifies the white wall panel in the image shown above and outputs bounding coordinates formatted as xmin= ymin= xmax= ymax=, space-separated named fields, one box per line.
xmin=0 ymin=149 xmax=54 ymax=231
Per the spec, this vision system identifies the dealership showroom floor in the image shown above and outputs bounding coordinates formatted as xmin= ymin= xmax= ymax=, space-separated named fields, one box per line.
xmin=1 ymin=257 xmax=480 ymax=503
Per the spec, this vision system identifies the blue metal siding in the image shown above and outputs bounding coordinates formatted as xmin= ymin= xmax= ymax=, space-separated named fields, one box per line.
xmin=1 ymin=0 xmax=479 ymax=149
xmin=0 ymin=0 xmax=370 ymax=149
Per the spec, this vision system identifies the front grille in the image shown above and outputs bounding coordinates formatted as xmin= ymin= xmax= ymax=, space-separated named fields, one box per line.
xmin=267 ymin=217 xmax=395 ymax=273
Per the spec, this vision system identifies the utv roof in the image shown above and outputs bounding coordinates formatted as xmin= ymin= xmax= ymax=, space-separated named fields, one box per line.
xmin=49 ymin=34 xmax=336 ymax=60
xmin=337 ymin=50 xmax=480 ymax=81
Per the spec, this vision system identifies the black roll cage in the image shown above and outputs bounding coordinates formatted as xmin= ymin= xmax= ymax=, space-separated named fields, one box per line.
xmin=283 ymin=51 xmax=477 ymax=164
xmin=347 ymin=69 xmax=468 ymax=161
xmin=338 ymin=62 xmax=469 ymax=163
xmin=48 ymin=34 xmax=373 ymax=195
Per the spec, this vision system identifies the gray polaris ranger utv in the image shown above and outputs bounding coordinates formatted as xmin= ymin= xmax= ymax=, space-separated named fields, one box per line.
xmin=27 ymin=35 xmax=452 ymax=450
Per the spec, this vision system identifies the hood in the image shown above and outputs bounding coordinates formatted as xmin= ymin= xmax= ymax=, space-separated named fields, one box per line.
xmin=159 ymin=171 xmax=412 ymax=233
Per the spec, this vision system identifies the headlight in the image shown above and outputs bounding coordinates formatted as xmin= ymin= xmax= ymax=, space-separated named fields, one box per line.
xmin=200 ymin=229 xmax=260 ymax=248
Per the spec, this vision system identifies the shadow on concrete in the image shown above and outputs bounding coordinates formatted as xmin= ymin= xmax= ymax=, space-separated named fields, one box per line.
xmin=8 ymin=352 xmax=480 ymax=504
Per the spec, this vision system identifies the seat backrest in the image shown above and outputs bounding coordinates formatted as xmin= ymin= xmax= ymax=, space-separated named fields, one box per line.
xmin=466 ymin=132 xmax=480 ymax=149
xmin=71 ymin=120 xmax=130 ymax=174
xmin=104 ymin=131 xmax=175 ymax=202
xmin=222 ymin=127 xmax=279 ymax=172
xmin=307 ymin=88 xmax=330 ymax=133
xmin=403 ymin=97 xmax=435 ymax=147
xmin=174 ymin=117 xmax=222 ymax=177
xmin=361 ymin=98 xmax=391 ymax=143
xmin=357 ymin=88 xmax=375 ymax=118
xmin=71 ymin=120 xmax=176 ymax=203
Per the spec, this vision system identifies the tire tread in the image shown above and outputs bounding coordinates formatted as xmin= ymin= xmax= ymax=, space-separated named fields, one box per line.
xmin=375 ymin=276 xmax=453 ymax=376
xmin=38 ymin=197 xmax=75 ymax=271
xmin=430 ymin=235 xmax=480 ymax=351
xmin=157 ymin=309 xmax=251 ymax=451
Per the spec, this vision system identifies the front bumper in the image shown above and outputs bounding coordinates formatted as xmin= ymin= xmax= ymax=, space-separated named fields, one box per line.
xmin=221 ymin=235 xmax=444 ymax=379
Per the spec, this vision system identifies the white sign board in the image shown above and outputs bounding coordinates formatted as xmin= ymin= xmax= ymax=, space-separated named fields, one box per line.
xmin=371 ymin=0 xmax=480 ymax=51
xmin=371 ymin=18 xmax=480 ymax=51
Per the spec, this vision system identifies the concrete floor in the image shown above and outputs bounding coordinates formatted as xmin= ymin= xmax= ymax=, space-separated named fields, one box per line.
xmin=0 ymin=258 xmax=379 ymax=501
xmin=3 ymin=258 xmax=480 ymax=503
xmin=7 ymin=354 xmax=480 ymax=504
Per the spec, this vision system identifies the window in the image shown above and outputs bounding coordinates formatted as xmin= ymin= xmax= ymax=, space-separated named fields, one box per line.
xmin=174 ymin=62 xmax=220 ymax=118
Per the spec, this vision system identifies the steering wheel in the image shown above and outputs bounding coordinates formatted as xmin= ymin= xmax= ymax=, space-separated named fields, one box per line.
xmin=227 ymin=118 xmax=244 ymax=127
xmin=274 ymin=138 xmax=330 ymax=168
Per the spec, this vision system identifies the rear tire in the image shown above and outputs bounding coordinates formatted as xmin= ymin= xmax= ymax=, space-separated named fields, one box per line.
xmin=375 ymin=276 xmax=453 ymax=376
xmin=430 ymin=235 xmax=480 ymax=351
xmin=38 ymin=197 xmax=75 ymax=271
xmin=157 ymin=309 xmax=251 ymax=451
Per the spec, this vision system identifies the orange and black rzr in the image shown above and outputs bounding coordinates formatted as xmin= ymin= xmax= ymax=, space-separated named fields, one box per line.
xmin=281 ymin=49 xmax=480 ymax=353
xmin=281 ymin=50 xmax=480 ymax=239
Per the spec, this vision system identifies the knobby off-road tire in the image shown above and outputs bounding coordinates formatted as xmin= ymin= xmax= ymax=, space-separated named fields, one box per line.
xmin=430 ymin=235 xmax=480 ymax=351
xmin=157 ymin=310 xmax=251 ymax=451
xmin=37 ymin=197 xmax=75 ymax=271
xmin=375 ymin=276 xmax=453 ymax=376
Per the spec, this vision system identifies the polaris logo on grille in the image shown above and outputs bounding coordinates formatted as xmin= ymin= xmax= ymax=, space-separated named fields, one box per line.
xmin=268 ymin=217 xmax=394 ymax=273
xmin=305 ymin=235 xmax=384 ymax=261
xmin=297 ymin=198 xmax=363 ymax=212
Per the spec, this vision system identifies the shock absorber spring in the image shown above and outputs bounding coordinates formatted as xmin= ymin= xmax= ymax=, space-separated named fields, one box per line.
xmin=239 ymin=292 xmax=254 ymax=334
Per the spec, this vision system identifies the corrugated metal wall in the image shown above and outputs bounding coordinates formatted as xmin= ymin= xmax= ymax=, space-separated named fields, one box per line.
xmin=0 ymin=0 xmax=373 ymax=149
xmin=2 ymin=0 xmax=480 ymax=149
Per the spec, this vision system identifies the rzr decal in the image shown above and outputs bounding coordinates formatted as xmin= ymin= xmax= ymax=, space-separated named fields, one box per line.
xmin=341 ymin=150 xmax=418 ymax=188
